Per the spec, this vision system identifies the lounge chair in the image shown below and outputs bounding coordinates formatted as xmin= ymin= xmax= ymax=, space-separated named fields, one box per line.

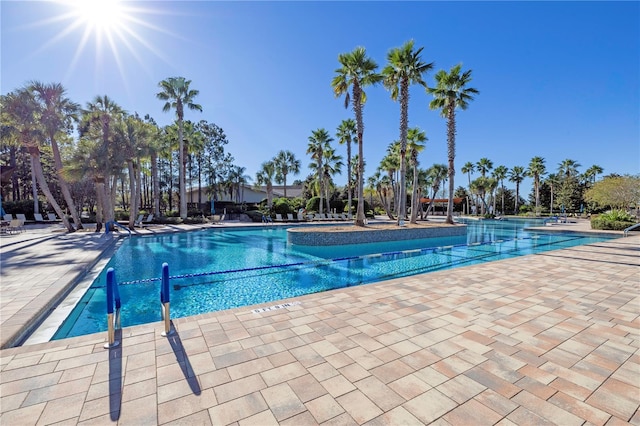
xmin=134 ymin=214 xmax=145 ymax=227
xmin=211 ymin=214 xmax=225 ymax=224
xmin=3 ymin=214 xmax=13 ymax=222
xmin=274 ymin=213 xmax=285 ymax=222
xmin=297 ymin=212 xmax=307 ymax=222
xmin=287 ymin=213 xmax=296 ymax=222
xmin=34 ymin=213 xmax=45 ymax=222
xmin=8 ymin=219 xmax=24 ymax=233
xmin=141 ymin=214 xmax=154 ymax=227
xmin=16 ymin=213 xmax=27 ymax=222
xmin=47 ymin=213 xmax=59 ymax=222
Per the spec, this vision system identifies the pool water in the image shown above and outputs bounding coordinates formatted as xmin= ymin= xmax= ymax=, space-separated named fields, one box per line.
xmin=52 ymin=219 xmax=613 ymax=340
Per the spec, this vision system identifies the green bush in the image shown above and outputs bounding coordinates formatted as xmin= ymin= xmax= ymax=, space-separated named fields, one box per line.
xmin=244 ymin=210 xmax=264 ymax=223
xmin=591 ymin=210 xmax=636 ymax=231
xmin=306 ymin=197 xmax=320 ymax=212
xmin=2 ymin=199 xmax=42 ymax=218
xmin=273 ymin=198 xmax=292 ymax=215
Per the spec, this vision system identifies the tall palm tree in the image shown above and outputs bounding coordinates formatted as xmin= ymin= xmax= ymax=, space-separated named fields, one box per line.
xmin=558 ymin=158 xmax=581 ymax=179
xmin=273 ymin=150 xmax=300 ymax=198
xmin=156 ymin=77 xmax=202 ymax=219
xmin=255 ymin=161 xmax=276 ymax=209
xmin=306 ymin=128 xmax=332 ymax=214
xmin=336 ymin=119 xmax=357 ymax=218
xmin=407 ymin=127 xmax=427 ymax=223
xmin=2 ymin=89 xmax=75 ymax=232
xmin=476 ymin=157 xmax=493 ymax=177
xmin=527 ymin=156 xmax=546 ymax=215
xmin=229 ymin=165 xmax=250 ymax=203
xmin=461 ymin=161 xmax=475 ymax=214
xmin=332 ymin=46 xmax=382 ymax=226
xmin=424 ymin=163 xmax=448 ymax=217
xmin=320 ymin=147 xmax=344 ymax=213
xmin=583 ymin=164 xmax=604 ymax=185
xmin=545 ymin=173 xmax=559 ymax=215
xmin=80 ymin=95 xmax=125 ymax=229
xmin=492 ymin=165 xmax=508 ymax=215
xmin=380 ymin=143 xmax=401 ymax=217
xmin=382 ymin=40 xmax=433 ymax=225
xmin=427 ymin=64 xmax=479 ymax=224
xmin=29 ymin=81 xmax=84 ymax=229
xmin=508 ymin=166 xmax=526 ymax=215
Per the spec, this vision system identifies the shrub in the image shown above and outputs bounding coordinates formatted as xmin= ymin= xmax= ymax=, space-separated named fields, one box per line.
xmin=273 ymin=198 xmax=292 ymax=215
xmin=591 ymin=209 xmax=637 ymax=231
xmin=306 ymin=197 xmax=320 ymax=212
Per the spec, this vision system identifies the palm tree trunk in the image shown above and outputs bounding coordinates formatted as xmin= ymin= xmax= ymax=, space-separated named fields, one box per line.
xmin=410 ymin=164 xmax=418 ymax=224
xmin=29 ymin=149 xmax=74 ymax=232
xmin=446 ymin=106 xmax=456 ymax=224
xmin=354 ymin=83 xmax=366 ymax=227
xmin=50 ymin=135 xmax=83 ymax=229
xmin=178 ymin=120 xmax=187 ymax=219
xmin=346 ymin=143 xmax=352 ymax=219
xmin=29 ymin=156 xmax=39 ymax=214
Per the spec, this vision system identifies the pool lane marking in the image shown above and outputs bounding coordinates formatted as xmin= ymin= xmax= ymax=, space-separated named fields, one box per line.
xmin=114 ymin=235 xmax=583 ymax=287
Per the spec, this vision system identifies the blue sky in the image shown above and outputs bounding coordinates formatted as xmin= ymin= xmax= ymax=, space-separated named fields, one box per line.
xmin=2 ymin=1 xmax=638 ymax=198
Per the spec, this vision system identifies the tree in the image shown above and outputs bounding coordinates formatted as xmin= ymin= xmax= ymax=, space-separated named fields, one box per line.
xmin=558 ymin=158 xmax=581 ymax=179
xmin=476 ymin=157 xmax=493 ymax=177
xmin=527 ymin=156 xmax=546 ymax=215
xmin=508 ymin=166 xmax=526 ymax=215
xmin=255 ymin=161 xmax=276 ymax=209
xmin=306 ymin=128 xmax=332 ymax=214
xmin=332 ymin=46 xmax=382 ymax=226
xmin=544 ymin=173 xmax=559 ymax=215
xmin=2 ymin=89 xmax=75 ymax=232
xmin=273 ymin=150 xmax=300 ymax=198
xmin=584 ymin=175 xmax=640 ymax=210
xmin=336 ymin=119 xmax=357 ymax=218
xmin=382 ymin=40 xmax=433 ymax=225
xmin=319 ymin=147 xmax=343 ymax=213
xmin=80 ymin=95 xmax=125 ymax=230
xmin=492 ymin=165 xmax=508 ymax=215
xmin=583 ymin=164 xmax=604 ymax=185
xmin=461 ymin=161 xmax=475 ymax=214
xmin=424 ymin=163 xmax=448 ymax=217
xmin=29 ymin=81 xmax=84 ymax=229
xmin=156 ymin=77 xmax=202 ymax=219
xmin=427 ymin=64 xmax=479 ymax=224
xmin=407 ymin=127 xmax=427 ymax=223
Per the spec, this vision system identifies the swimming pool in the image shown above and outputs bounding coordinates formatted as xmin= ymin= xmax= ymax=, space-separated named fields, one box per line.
xmin=52 ymin=219 xmax=613 ymax=340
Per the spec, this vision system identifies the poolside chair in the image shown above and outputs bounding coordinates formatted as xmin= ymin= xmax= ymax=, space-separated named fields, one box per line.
xmin=8 ymin=219 xmax=24 ymax=233
xmin=297 ymin=212 xmax=307 ymax=222
xmin=3 ymin=214 xmax=13 ymax=222
xmin=134 ymin=214 xmax=145 ymax=227
xmin=287 ymin=213 xmax=296 ymax=222
xmin=275 ymin=213 xmax=285 ymax=222
xmin=47 ymin=213 xmax=58 ymax=222
xmin=141 ymin=214 xmax=154 ymax=227
xmin=34 ymin=213 xmax=45 ymax=222
xmin=16 ymin=213 xmax=27 ymax=222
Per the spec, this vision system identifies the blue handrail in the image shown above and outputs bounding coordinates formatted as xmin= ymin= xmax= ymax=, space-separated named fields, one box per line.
xmin=105 ymin=220 xmax=132 ymax=237
xmin=104 ymin=268 xmax=121 ymax=349
xmin=160 ymin=263 xmax=173 ymax=336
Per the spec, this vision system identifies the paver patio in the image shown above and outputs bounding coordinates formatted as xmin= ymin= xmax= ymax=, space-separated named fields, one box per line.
xmin=0 ymin=221 xmax=638 ymax=425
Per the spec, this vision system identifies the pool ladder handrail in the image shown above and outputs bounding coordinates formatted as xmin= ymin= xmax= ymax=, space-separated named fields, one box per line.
xmin=104 ymin=268 xmax=122 ymax=349
xmin=623 ymin=222 xmax=640 ymax=237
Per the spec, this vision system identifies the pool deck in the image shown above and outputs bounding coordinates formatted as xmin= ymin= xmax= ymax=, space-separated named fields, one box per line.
xmin=0 ymin=219 xmax=638 ymax=425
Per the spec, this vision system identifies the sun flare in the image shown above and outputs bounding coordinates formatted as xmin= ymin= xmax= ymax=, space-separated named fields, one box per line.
xmin=72 ymin=0 xmax=125 ymax=33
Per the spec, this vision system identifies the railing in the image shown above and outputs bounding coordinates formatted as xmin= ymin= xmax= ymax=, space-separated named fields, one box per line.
xmin=104 ymin=268 xmax=121 ymax=349
xmin=104 ymin=263 xmax=172 ymax=349
xmin=623 ymin=222 xmax=640 ymax=237
xmin=105 ymin=220 xmax=131 ymax=237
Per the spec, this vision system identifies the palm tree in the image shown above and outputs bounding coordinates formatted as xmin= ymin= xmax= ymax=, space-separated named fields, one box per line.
xmin=545 ymin=173 xmax=559 ymax=215
xmin=29 ymin=81 xmax=84 ymax=230
xmin=583 ymin=164 xmax=604 ymax=185
xmin=80 ymin=95 xmax=125 ymax=230
xmin=380 ymin=143 xmax=401 ymax=217
xmin=336 ymin=119 xmax=357 ymax=218
xmin=407 ymin=127 xmax=427 ymax=223
xmin=2 ymin=89 xmax=75 ymax=232
xmin=558 ymin=158 xmax=581 ymax=179
xmin=306 ymin=128 xmax=333 ymax=214
xmin=273 ymin=150 xmax=300 ymax=199
xmin=229 ymin=166 xmax=250 ymax=203
xmin=382 ymin=40 xmax=433 ymax=225
xmin=492 ymin=165 xmax=508 ymax=215
xmin=156 ymin=77 xmax=202 ymax=219
xmin=320 ymin=147 xmax=344 ymax=213
xmin=427 ymin=64 xmax=479 ymax=224
xmin=461 ymin=161 xmax=475 ymax=214
xmin=424 ymin=163 xmax=448 ymax=217
xmin=332 ymin=46 xmax=382 ymax=226
xmin=255 ymin=161 xmax=276 ymax=209
xmin=508 ymin=166 xmax=526 ymax=215
xmin=476 ymin=157 xmax=493 ymax=177
xmin=527 ymin=156 xmax=546 ymax=215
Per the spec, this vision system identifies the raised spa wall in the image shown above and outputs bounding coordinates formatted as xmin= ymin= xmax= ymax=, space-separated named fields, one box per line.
xmin=287 ymin=224 xmax=467 ymax=246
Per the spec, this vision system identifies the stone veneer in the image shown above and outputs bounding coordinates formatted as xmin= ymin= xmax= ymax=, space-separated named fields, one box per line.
xmin=287 ymin=223 xmax=467 ymax=246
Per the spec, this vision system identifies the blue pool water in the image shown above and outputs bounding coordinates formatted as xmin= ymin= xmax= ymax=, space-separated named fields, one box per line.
xmin=52 ymin=219 xmax=613 ymax=339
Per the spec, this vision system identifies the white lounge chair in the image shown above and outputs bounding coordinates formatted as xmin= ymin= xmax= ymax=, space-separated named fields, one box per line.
xmin=274 ymin=213 xmax=285 ymax=222
xmin=287 ymin=213 xmax=296 ymax=222
xmin=34 ymin=213 xmax=45 ymax=222
xmin=141 ymin=214 xmax=154 ymax=227
xmin=134 ymin=214 xmax=145 ymax=227
xmin=3 ymin=214 xmax=13 ymax=222
xmin=16 ymin=213 xmax=27 ymax=222
xmin=47 ymin=213 xmax=59 ymax=222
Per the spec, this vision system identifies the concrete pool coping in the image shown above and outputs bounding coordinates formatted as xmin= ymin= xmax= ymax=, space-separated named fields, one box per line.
xmin=0 ymin=219 xmax=637 ymax=424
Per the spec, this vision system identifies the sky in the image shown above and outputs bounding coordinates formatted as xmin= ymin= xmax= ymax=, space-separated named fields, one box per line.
xmin=2 ymin=0 xmax=639 ymax=199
